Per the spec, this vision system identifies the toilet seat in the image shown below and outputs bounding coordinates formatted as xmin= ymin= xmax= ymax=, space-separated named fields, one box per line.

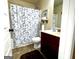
xmin=32 ymin=37 xmax=41 ymax=43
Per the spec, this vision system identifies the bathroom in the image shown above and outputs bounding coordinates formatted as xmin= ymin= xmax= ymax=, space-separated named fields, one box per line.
xmin=4 ymin=0 xmax=75 ymax=59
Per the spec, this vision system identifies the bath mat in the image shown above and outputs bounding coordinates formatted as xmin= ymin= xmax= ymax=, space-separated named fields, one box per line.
xmin=20 ymin=50 xmax=45 ymax=59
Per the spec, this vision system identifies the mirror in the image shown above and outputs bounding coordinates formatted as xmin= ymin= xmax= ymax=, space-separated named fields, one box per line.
xmin=52 ymin=0 xmax=63 ymax=32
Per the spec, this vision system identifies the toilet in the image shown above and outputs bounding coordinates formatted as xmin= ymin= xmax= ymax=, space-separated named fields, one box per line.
xmin=32 ymin=37 xmax=41 ymax=49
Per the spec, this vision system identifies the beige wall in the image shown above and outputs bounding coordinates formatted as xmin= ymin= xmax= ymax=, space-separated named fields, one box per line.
xmin=37 ymin=0 xmax=54 ymax=30
xmin=8 ymin=0 xmax=35 ymax=8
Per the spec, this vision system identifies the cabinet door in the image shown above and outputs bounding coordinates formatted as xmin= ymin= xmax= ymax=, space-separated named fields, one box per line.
xmin=41 ymin=32 xmax=49 ymax=58
xmin=41 ymin=32 xmax=48 ymax=47
xmin=48 ymin=35 xmax=60 ymax=53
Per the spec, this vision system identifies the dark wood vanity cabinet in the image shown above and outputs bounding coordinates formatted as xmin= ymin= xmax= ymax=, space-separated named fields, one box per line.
xmin=41 ymin=32 xmax=60 ymax=59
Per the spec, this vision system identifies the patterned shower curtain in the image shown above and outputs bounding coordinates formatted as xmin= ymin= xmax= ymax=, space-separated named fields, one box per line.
xmin=10 ymin=4 xmax=41 ymax=47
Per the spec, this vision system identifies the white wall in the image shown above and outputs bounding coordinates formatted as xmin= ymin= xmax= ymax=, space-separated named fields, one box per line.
xmin=58 ymin=0 xmax=74 ymax=59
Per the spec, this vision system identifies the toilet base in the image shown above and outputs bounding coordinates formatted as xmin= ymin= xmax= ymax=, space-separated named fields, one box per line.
xmin=34 ymin=43 xmax=41 ymax=49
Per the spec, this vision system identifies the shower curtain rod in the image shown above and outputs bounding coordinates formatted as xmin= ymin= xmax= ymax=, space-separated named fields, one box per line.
xmin=8 ymin=1 xmax=28 ymax=8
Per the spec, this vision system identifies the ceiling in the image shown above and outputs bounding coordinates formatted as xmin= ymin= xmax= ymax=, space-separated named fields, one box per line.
xmin=21 ymin=0 xmax=63 ymax=5
xmin=21 ymin=0 xmax=39 ymax=4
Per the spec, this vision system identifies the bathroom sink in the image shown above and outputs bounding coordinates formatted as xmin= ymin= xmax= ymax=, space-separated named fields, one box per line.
xmin=41 ymin=30 xmax=60 ymax=37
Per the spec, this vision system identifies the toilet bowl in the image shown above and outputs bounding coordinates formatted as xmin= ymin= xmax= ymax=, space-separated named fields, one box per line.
xmin=32 ymin=37 xmax=41 ymax=49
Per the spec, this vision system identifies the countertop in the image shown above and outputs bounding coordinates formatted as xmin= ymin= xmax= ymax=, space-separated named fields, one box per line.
xmin=41 ymin=30 xmax=60 ymax=37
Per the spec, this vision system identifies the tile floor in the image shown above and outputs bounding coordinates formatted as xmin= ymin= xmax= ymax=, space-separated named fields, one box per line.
xmin=12 ymin=44 xmax=47 ymax=59
xmin=12 ymin=44 xmax=36 ymax=59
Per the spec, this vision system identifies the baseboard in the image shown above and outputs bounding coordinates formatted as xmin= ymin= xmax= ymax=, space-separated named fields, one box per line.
xmin=13 ymin=42 xmax=33 ymax=49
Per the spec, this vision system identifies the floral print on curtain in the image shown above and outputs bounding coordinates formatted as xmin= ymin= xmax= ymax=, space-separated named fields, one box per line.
xmin=10 ymin=4 xmax=41 ymax=47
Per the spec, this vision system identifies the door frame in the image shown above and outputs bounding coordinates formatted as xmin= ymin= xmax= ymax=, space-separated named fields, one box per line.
xmin=75 ymin=0 xmax=79 ymax=59
xmin=58 ymin=0 xmax=75 ymax=59
xmin=0 ymin=0 xmax=75 ymax=58
xmin=0 ymin=0 xmax=12 ymax=56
